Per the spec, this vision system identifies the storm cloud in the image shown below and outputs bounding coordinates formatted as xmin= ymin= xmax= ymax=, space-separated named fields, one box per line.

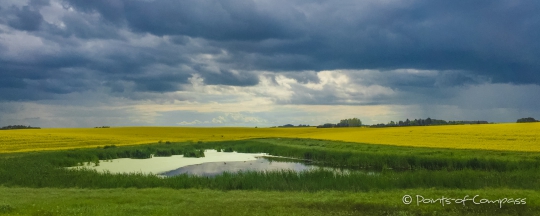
xmin=0 ymin=0 xmax=539 ymax=127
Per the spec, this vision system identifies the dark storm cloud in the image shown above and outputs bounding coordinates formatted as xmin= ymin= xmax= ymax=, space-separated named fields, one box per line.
xmin=1 ymin=0 xmax=540 ymax=104
xmin=0 ymin=88 xmax=54 ymax=101
xmin=60 ymin=0 xmax=126 ymax=24
xmin=127 ymin=72 xmax=192 ymax=92
xmin=217 ymin=1 xmax=538 ymax=84
xmin=45 ymin=13 xmax=123 ymax=39
xmin=133 ymin=79 xmax=179 ymax=92
xmin=0 ymin=77 xmax=26 ymax=89
xmin=194 ymin=66 xmax=260 ymax=86
xmin=29 ymin=0 xmax=50 ymax=8
xmin=7 ymin=6 xmax=44 ymax=31
xmin=64 ymin=0 xmax=305 ymax=41
xmin=348 ymin=70 xmax=489 ymax=90
xmin=342 ymin=70 xmax=493 ymax=105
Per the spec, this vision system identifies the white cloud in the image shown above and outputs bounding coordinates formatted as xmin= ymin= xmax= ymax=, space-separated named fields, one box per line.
xmin=177 ymin=120 xmax=209 ymax=125
xmin=211 ymin=113 xmax=267 ymax=124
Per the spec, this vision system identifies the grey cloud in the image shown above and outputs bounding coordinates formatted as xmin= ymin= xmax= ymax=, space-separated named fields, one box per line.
xmin=63 ymin=0 xmax=304 ymax=41
xmin=450 ymin=84 xmax=540 ymax=110
xmin=168 ymin=35 xmax=190 ymax=45
xmin=0 ymin=77 xmax=26 ymax=89
xmin=214 ymin=1 xmax=540 ymax=85
xmin=0 ymin=0 xmax=538 ymax=118
xmin=29 ymin=0 xmax=50 ymax=8
xmin=132 ymin=79 xmax=181 ymax=92
xmin=361 ymin=70 xmax=489 ymax=89
xmin=266 ymin=70 xmax=495 ymax=106
xmin=281 ymin=71 xmax=319 ymax=84
xmin=45 ymin=13 xmax=123 ymax=39
xmin=0 ymin=88 xmax=54 ymax=101
xmin=433 ymin=71 xmax=490 ymax=88
xmin=61 ymin=0 xmax=126 ymax=24
xmin=7 ymin=6 xmax=43 ymax=31
xmin=197 ymin=69 xmax=259 ymax=86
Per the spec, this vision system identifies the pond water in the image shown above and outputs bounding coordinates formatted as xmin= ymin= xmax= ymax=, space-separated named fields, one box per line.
xmin=161 ymin=157 xmax=319 ymax=177
xmin=69 ymin=150 xmax=369 ymax=177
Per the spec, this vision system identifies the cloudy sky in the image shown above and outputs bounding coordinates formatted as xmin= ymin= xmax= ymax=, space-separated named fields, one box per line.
xmin=0 ymin=0 xmax=539 ymax=127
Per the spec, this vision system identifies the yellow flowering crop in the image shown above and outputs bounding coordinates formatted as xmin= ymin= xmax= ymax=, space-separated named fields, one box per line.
xmin=0 ymin=123 xmax=539 ymax=153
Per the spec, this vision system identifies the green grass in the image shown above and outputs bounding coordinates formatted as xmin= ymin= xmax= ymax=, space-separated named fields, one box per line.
xmin=0 ymin=187 xmax=538 ymax=216
xmin=197 ymin=138 xmax=540 ymax=171
xmin=1 ymin=138 xmax=540 ymax=215
xmin=0 ymin=138 xmax=540 ymax=191
xmin=253 ymin=138 xmax=540 ymax=162
xmin=182 ymin=148 xmax=205 ymax=158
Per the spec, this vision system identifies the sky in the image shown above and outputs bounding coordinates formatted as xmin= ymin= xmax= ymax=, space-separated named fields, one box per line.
xmin=0 ymin=0 xmax=539 ymax=127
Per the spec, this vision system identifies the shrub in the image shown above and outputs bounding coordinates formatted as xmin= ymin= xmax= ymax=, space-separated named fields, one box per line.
xmin=183 ymin=149 xmax=205 ymax=158
xmin=103 ymin=145 xmax=117 ymax=149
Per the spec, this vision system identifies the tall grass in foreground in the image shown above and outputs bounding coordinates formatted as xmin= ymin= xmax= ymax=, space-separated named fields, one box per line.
xmin=195 ymin=139 xmax=540 ymax=171
xmin=1 ymin=138 xmax=540 ymax=191
xmin=1 ymin=159 xmax=539 ymax=191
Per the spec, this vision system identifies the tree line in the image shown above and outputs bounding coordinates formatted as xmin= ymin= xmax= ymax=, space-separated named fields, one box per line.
xmin=271 ymin=124 xmax=311 ymax=128
xmin=517 ymin=117 xmax=539 ymax=123
xmin=0 ymin=125 xmax=41 ymax=130
xmin=316 ymin=117 xmax=492 ymax=128
xmin=369 ymin=118 xmax=489 ymax=128
xmin=317 ymin=118 xmax=362 ymax=128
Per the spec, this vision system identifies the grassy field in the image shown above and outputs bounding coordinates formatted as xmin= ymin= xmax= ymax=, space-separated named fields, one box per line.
xmin=2 ymin=138 xmax=540 ymax=191
xmin=0 ymin=187 xmax=538 ymax=216
xmin=1 ymin=123 xmax=539 ymax=153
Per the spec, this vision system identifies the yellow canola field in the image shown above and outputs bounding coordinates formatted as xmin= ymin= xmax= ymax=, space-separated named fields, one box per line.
xmin=0 ymin=123 xmax=539 ymax=153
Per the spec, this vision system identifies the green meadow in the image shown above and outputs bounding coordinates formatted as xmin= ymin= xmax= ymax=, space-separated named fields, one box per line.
xmin=1 ymin=138 xmax=539 ymax=215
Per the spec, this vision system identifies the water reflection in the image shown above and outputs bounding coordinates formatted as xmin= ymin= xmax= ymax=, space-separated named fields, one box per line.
xmin=69 ymin=150 xmax=376 ymax=177
xmin=161 ymin=157 xmax=317 ymax=177
xmin=69 ymin=150 xmax=266 ymax=175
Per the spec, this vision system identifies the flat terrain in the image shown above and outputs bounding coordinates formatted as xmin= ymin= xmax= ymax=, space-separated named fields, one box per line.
xmin=1 ymin=123 xmax=539 ymax=153
xmin=0 ymin=187 xmax=538 ymax=216
xmin=1 ymin=124 xmax=539 ymax=215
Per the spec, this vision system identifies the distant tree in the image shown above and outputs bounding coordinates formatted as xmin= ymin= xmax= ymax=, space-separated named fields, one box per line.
xmin=317 ymin=123 xmax=336 ymax=128
xmin=348 ymin=118 xmax=362 ymax=127
xmin=517 ymin=117 xmax=539 ymax=123
xmin=337 ymin=119 xmax=349 ymax=127
xmin=334 ymin=118 xmax=362 ymax=127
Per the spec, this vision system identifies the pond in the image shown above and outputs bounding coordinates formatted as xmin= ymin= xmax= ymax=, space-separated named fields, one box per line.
xmin=161 ymin=157 xmax=320 ymax=177
xmin=69 ymin=150 xmax=372 ymax=177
